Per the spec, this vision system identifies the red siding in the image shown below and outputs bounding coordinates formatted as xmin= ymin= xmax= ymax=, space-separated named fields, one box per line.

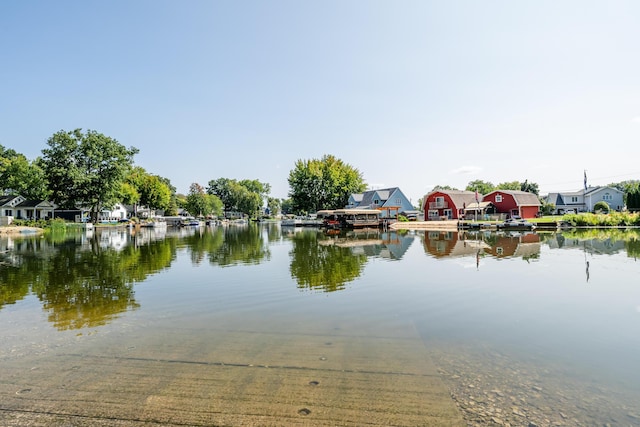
xmin=484 ymin=191 xmax=539 ymax=219
xmin=424 ymin=192 xmax=463 ymax=220
xmin=520 ymin=206 xmax=538 ymax=219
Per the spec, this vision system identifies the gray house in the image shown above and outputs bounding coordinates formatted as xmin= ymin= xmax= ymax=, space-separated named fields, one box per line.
xmin=346 ymin=187 xmax=414 ymax=218
xmin=546 ymin=186 xmax=624 ymax=214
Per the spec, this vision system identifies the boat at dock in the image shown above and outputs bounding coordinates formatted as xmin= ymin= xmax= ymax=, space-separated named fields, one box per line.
xmin=327 ymin=209 xmax=382 ymax=229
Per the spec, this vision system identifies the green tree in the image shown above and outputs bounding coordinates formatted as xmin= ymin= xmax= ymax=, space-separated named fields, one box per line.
xmin=540 ymin=199 xmax=556 ymax=216
xmin=627 ymin=184 xmax=640 ymax=211
xmin=465 ymin=180 xmax=495 ymax=196
xmin=432 ymin=185 xmax=458 ymax=191
xmin=0 ymin=145 xmax=50 ymax=199
xmin=119 ymin=181 xmax=140 ymax=208
xmin=41 ymin=129 xmax=138 ymax=223
xmin=185 ymin=183 xmax=222 ymax=218
xmin=123 ymin=167 xmax=173 ymax=214
xmin=207 ymin=178 xmax=270 ymax=218
xmin=497 ymin=181 xmax=521 ymax=191
xmin=520 ymin=179 xmax=540 ymax=195
xmin=609 ymin=180 xmax=640 ymax=208
xmin=140 ymin=174 xmax=172 ymax=212
xmin=267 ymin=197 xmax=281 ymax=217
xmin=239 ymin=179 xmax=271 ymax=201
xmin=207 ymin=178 xmax=235 ymax=212
xmin=281 ymin=198 xmax=293 ymax=215
xmin=288 ymin=154 xmax=366 ymax=213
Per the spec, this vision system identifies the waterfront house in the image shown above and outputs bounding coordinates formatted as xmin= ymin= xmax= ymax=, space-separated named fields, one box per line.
xmin=482 ymin=190 xmax=541 ymax=219
xmin=0 ymin=195 xmax=55 ymax=225
xmin=346 ymin=187 xmax=413 ymax=218
xmin=546 ymin=186 xmax=624 ymax=214
xmin=422 ymin=190 xmax=478 ymax=220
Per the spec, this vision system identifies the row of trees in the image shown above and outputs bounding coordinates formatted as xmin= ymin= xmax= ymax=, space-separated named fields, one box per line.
xmin=430 ymin=179 xmax=540 ymax=196
xmin=10 ymin=128 xmax=635 ymax=220
xmin=1 ymin=129 xmax=277 ymax=222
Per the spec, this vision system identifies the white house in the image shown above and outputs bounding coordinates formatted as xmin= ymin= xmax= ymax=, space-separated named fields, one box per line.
xmin=546 ymin=186 xmax=624 ymax=214
xmin=0 ymin=195 xmax=55 ymax=225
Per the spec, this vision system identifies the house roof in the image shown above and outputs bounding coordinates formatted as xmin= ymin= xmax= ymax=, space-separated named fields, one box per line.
xmin=584 ymin=186 xmax=623 ymax=196
xmin=427 ymin=190 xmax=478 ymax=209
xmin=17 ymin=199 xmax=55 ymax=208
xmin=356 ymin=187 xmax=399 ymax=207
xmin=464 ymin=201 xmax=493 ymax=211
xmin=489 ymin=190 xmax=541 ymax=206
xmin=0 ymin=195 xmax=23 ymax=206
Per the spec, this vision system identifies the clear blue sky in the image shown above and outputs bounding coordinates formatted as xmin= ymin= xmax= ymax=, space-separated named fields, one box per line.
xmin=1 ymin=1 xmax=639 ymax=203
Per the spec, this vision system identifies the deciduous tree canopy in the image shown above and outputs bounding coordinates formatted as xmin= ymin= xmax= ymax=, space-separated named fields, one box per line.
xmin=41 ymin=129 xmax=138 ymax=223
xmin=287 ymin=154 xmax=366 ymax=213
xmin=206 ymin=178 xmax=270 ymax=218
xmin=0 ymin=144 xmax=49 ymax=200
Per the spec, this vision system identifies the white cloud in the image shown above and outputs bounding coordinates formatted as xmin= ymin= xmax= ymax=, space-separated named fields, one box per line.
xmin=450 ymin=166 xmax=483 ymax=175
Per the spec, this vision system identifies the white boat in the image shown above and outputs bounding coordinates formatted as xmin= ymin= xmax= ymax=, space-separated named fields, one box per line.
xmin=281 ymin=217 xmax=302 ymax=227
xmin=140 ymin=218 xmax=167 ymax=228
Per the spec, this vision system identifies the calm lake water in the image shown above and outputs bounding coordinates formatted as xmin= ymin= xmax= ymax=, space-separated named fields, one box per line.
xmin=1 ymin=224 xmax=639 ymax=426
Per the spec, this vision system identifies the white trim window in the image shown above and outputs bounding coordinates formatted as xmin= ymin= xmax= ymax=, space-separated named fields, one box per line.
xmin=495 ymin=194 xmax=503 ymax=203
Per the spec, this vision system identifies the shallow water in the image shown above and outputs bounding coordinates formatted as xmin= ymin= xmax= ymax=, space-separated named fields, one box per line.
xmin=1 ymin=225 xmax=639 ymax=426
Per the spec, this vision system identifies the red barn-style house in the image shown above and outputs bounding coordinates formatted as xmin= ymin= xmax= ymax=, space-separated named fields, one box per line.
xmin=483 ymin=190 xmax=541 ymax=219
xmin=422 ymin=190 xmax=478 ymax=220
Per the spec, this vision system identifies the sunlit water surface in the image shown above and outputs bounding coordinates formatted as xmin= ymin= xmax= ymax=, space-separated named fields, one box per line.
xmin=1 ymin=225 xmax=639 ymax=426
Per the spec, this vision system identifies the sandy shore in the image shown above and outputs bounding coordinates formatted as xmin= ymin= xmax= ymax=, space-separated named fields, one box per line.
xmin=0 ymin=225 xmax=45 ymax=235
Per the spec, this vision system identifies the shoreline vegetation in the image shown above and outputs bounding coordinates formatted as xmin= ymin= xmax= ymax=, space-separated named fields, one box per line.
xmin=1 ymin=212 xmax=639 ymax=235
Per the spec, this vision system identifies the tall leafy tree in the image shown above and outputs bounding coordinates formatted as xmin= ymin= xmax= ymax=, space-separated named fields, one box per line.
xmin=185 ymin=183 xmax=222 ymax=218
xmin=624 ymin=182 xmax=640 ymax=211
xmin=280 ymin=198 xmax=293 ymax=215
xmin=267 ymin=197 xmax=281 ymax=216
xmin=0 ymin=145 xmax=50 ymax=199
xmin=520 ymin=179 xmax=539 ymax=195
xmin=41 ymin=129 xmax=138 ymax=222
xmin=288 ymin=154 xmax=366 ymax=213
xmin=207 ymin=178 xmax=235 ymax=212
xmin=465 ymin=180 xmax=495 ymax=196
xmin=497 ymin=181 xmax=521 ymax=191
xmin=207 ymin=178 xmax=271 ymax=217
xmin=432 ymin=185 xmax=458 ymax=191
xmin=139 ymin=174 xmax=172 ymax=212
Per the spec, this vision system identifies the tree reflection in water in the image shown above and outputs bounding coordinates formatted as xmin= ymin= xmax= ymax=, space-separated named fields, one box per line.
xmin=0 ymin=229 xmax=176 ymax=330
xmin=288 ymin=229 xmax=368 ymax=293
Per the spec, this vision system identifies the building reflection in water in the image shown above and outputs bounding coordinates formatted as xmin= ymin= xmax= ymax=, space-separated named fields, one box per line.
xmin=422 ymin=230 xmax=541 ymax=262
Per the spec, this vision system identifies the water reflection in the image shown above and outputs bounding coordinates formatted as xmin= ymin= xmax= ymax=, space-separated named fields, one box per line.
xmin=287 ymin=229 xmax=415 ymax=292
xmin=288 ymin=229 xmax=367 ymax=292
xmin=0 ymin=229 xmax=172 ymax=329
xmin=423 ymin=230 xmax=541 ymax=262
xmin=2 ymin=226 xmax=638 ymax=329
xmin=178 ymin=225 xmax=271 ymax=267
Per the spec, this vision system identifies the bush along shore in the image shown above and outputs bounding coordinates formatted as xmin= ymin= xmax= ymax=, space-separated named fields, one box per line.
xmin=561 ymin=212 xmax=640 ymax=227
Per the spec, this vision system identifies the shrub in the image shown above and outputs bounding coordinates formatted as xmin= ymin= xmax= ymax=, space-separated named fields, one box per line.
xmin=593 ymin=201 xmax=610 ymax=213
